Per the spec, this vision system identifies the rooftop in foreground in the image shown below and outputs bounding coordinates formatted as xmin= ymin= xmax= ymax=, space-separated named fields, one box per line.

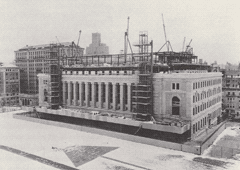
xmin=1 ymin=110 xmax=239 ymax=170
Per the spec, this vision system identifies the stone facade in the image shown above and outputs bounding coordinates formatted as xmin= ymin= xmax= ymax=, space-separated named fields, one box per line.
xmin=38 ymin=69 xmax=222 ymax=139
xmin=37 ymin=74 xmax=50 ymax=108
xmin=222 ymin=70 xmax=240 ymax=118
xmin=0 ymin=65 xmax=20 ymax=106
xmin=153 ymin=70 xmax=222 ymax=139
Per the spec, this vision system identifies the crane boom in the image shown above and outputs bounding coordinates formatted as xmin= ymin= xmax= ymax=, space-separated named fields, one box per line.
xmin=185 ymin=39 xmax=192 ymax=52
xmin=77 ymin=30 xmax=81 ymax=47
xmin=162 ymin=14 xmax=169 ymax=52
xmin=182 ymin=37 xmax=185 ymax=52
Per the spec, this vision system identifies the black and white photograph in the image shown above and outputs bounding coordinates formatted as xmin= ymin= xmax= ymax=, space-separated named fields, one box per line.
xmin=0 ymin=0 xmax=240 ymax=169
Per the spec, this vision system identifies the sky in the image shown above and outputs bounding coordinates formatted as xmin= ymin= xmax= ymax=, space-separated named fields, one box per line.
xmin=0 ymin=0 xmax=240 ymax=65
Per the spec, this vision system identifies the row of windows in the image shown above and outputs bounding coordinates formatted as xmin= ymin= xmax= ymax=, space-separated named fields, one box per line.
xmin=64 ymin=70 xmax=135 ymax=75
xmin=28 ymin=63 xmax=47 ymax=66
xmin=29 ymin=51 xmax=48 ymax=55
xmin=193 ymin=79 xmax=221 ymax=90
xmin=226 ymin=84 xmax=240 ymax=88
xmin=29 ymin=55 xmax=49 ymax=59
xmin=227 ymin=92 xmax=240 ymax=96
xmin=193 ymin=108 xmax=221 ymax=134
xmin=193 ymin=96 xmax=221 ymax=115
xmin=16 ymin=52 xmax=27 ymax=56
xmin=16 ymin=57 xmax=27 ymax=60
xmin=226 ymin=97 xmax=240 ymax=102
xmin=226 ymin=104 xmax=237 ymax=108
xmin=4 ymin=93 xmax=19 ymax=96
xmin=193 ymin=86 xmax=221 ymax=103
xmin=5 ymin=69 xmax=18 ymax=72
xmin=193 ymin=117 xmax=207 ymax=134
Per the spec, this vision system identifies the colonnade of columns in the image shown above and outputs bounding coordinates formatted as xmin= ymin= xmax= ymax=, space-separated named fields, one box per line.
xmin=62 ymin=81 xmax=132 ymax=112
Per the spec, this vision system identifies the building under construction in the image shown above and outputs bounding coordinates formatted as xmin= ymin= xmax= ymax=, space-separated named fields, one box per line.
xmin=37 ymin=31 xmax=222 ymax=142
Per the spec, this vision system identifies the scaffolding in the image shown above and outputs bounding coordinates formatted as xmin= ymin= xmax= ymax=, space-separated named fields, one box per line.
xmin=48 ymin=43 xmax=62 ymax=109
xmin=132 ymin=34 xmax=154 ymax=120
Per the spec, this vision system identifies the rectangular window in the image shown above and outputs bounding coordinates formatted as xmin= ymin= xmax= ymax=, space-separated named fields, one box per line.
xmin=176 ymin=83 xmax=179 ymax=90
xmin=172 ymin=83 xmax=175 ymax=89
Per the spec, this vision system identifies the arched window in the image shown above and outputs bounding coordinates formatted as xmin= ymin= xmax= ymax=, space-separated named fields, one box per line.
xmin=172 ymin=96 xmax=180 ymax=115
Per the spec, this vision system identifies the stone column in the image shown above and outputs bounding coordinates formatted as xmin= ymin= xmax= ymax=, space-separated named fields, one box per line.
xmin=98 ymin=82 xmax=102 ymax=109
xmin=68 ymin=82 xmax=71 ymax=105
xmin=127 ymin=83 xmax=132 ymax=112
xmin=85 ymin=82 xmax=89 ymax=107
xmin=105 ymin=83 xmax=109 ymax=109
xmin=92 ymin=82 xmax=96 ymax=108
xmin=62 ymin=81 xmax=66 ymax=105
xmin=79 ymin=82 xmax=82 ymax=106
xmin=73 ymin=82 xmax=77 ymax=106
xmin=120 ymin=83 xmax=124 ymax=111
xmin=112 ymin=83 xmax=116 ymax=110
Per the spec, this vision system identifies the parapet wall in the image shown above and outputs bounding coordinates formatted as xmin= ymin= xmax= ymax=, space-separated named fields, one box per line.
xmin=17 ymin=107 xmax=226 ymax=155
xmin=14 ymin=109 xmax=201 ymax=155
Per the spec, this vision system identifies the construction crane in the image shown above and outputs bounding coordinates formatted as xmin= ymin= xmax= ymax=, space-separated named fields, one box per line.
xmin=185 ymin=39 xmax=192 ymax=52
xmin=158 ymin=14 xmax=173 ymax=52
xmin=124 ymin=17 xmax=133 ymax=63
xmin=77 ymin=30 xmax=81 ymax=47
xmin=182 ymin=37 xmax=186 ymax=52
xmin=73 ymin=30 xmax=83 ymax=64
xmin=162 ymin=14 xmax=169 ymax=52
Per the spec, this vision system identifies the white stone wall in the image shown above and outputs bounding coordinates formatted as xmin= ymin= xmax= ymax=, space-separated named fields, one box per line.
xmin=153 ymin=71 xmax=222 ymax=139
xmin=38 ymin=74 xmax=49 ymax=107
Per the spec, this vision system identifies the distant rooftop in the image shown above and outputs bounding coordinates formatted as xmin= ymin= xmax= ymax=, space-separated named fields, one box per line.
xmin=17 ymin=42 xmax=76 ymax=51
xmin=0 ymin=63 xmax=18 ymax=68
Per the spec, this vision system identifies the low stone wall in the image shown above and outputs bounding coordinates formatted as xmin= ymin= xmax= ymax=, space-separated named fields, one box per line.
xmin=182 ymin=144 xmax=201 ymax=155
xmin=200 ymin=122 xmax=226 ymax=154
xmin=0 ymin=107 xmax=21 ymax=113
xmin=13 ymin=113 xmax=202 ymax=154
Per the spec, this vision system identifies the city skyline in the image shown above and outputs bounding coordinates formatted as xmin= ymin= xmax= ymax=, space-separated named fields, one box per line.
xmin=0 ymin=0 xmax=240 ymax=64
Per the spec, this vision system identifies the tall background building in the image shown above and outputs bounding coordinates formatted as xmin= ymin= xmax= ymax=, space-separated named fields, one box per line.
xmin=86 ymin=33 xmax=109 ymax=55
xmin=15 ymin=42 xmax=84 ymax=106
xmin=222 ymin=69 xmax=240 ymax=118
xmin=0 ymin=64 xmax=20 ymax=106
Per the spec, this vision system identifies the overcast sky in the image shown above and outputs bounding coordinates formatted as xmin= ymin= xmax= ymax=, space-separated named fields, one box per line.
xmin=0 ymin=0 xmax=240 ymax=65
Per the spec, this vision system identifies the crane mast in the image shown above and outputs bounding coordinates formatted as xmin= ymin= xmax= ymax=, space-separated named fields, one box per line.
xmin=162 ymin=14 xmax=169 ymax=52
